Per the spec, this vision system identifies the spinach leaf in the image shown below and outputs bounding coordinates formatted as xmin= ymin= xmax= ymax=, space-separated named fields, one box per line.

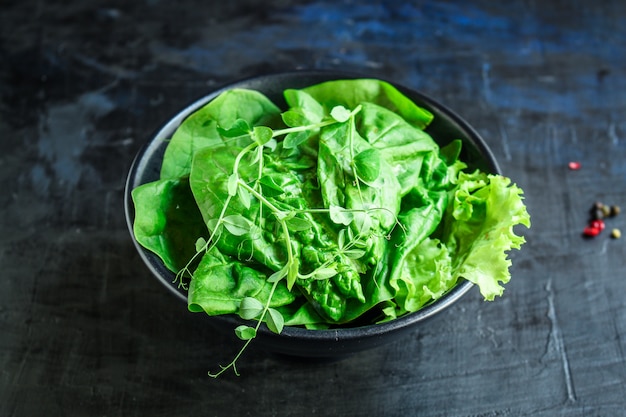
xmin=296 ymin=240 xmax=365 ymax=322
xmin=188 ymin=247 xmax=295 ymax=316
xmin=189 ymin=145 xmax=287 ymax=271
xmin=317 ymin=117 xmax=401 ymax=246
xmin=279 ymin=299 xmax=326 ymax=328
xmin=302 ymin=79 xmax=434 ymax=129
xmin=341 ymin=253 xmax=395 ymax=324
xmin=131 ymin=177 xmax=207 ymax=273
xmin=161 ymin=89 xmax=281 ymax=179
xmin=189 ymin=141 xmax=368 ymax=323
xmin=283 ymin=89 xmax=324 ymax=125
xmin=356 ymin=102 xmax=439 ymax=195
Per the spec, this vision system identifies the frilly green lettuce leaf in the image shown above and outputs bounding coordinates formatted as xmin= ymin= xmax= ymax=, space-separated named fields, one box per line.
xmin=387 ymin=171 xmax=529 ymax=315
xmin=443 ymin=172 xmax=531 ymax=300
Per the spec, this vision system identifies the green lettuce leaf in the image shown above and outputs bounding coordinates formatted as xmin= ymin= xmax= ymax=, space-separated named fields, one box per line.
xmin=188 ymin=247 xmax=295 ymax=315
xmin=160 ymin=89 xmax=281 ymax=180
xmin=389 ymin=237 xmax=455 ymax=315
xmin=387 ymin=171 xmax=529 ymax=314
xmin=131 ymin=177 xmax=207 ymax=273
xmin=442 ymin=172 xmax=531 ymax=300
xmin=302 ymin=79 xmax=434 ymax=129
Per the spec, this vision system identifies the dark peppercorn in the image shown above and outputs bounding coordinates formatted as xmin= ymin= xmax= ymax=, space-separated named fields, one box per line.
xmin=592 ymin=208 xmax=604 ymax=220
xmin=590 ymin=202 xmax=605 ymax=219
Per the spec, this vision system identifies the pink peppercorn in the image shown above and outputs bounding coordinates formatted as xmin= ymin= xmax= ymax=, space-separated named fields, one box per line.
xmin=583 ymin=226 xmax=601 ymax=237
xmin=590 ymin=219 xmax=605 ymax=231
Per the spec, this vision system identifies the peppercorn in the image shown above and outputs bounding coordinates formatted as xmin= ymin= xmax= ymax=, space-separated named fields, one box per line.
xmin=590 ymin=219 xmax=605 ymax=231
xmin=583 ymin=226 xmax=601 ymax=237
xmin=568 ymin=161 xmax=581 ymax=170
xmin=591 ymin=208 xmax=604 ymax=220
xmin=590 ymin=202 xmax=605 ymax=219
xmin=584 ymin=201 xmax=622 ymax=240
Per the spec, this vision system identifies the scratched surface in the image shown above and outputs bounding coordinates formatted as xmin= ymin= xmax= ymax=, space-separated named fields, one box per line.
xmin=1 ymin=0 xmax=625 ymax=416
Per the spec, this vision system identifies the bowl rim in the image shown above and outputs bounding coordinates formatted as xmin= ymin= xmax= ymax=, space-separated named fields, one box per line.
xmin=124 ymin=69 xmax=500 ymax=341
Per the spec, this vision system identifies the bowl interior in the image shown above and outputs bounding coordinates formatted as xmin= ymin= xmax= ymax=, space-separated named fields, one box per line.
xmin=124 ymin=71 xmax=500 ymax=357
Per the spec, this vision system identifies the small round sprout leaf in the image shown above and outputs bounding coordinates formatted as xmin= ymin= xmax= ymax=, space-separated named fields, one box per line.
xmin=281 ymin=109 xmax=308 ymax=127
xmin=312 ymin=267 xmax=338 ymax=280
xmin=329 ymin=205 xmax=354 ymax=226
xmin=234 ymin=325 xmax=257 ymax=340
xmin=227 ymin=173 xmax=238 ymax=196
xmin=217 ymin=119 xmax=251 ymax=137
xmin=285 ymin=216 xmax=312 ymax=231
xmin=343 ymin=249 xmax=366 ymax=259
xmin=223 ymin=215 xmax=252 ymax=236
xmin=283 ymin=130 xmax=311 ymax=149
xmin=267 ymin=266 xmax=288 ymax=283
xmin=353 ymin=149 xmax=381 ymax=183
xmin=239 ymin=297 xmax=264 ymax=320
xmin=195 ymin=237 xmax=207 ymax=253
xmin=237 ymin=185 xmax=251 ymax=209
xmin=337 ymin=228 xmax=346 ymax=249
xmin=330 ymin=105 xmax=352 ymax=123
xmin=253 ymin=126 xmax=273 ymax=145
xmin=266 ymin=308 xmax=285 ymax=334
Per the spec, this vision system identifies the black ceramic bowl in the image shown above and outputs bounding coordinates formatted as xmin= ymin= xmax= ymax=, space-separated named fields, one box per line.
xmin=124 ymin=71 xmax=500 ymax=359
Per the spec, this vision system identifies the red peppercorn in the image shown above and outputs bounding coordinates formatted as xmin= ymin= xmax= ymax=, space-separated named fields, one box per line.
xmin=583 ymin=226 xmax=601 ymax=237
xmin=590 ymin=219 xmax=605 ymax=231
xmin=568 ymin=161 xmax=581 ymax=170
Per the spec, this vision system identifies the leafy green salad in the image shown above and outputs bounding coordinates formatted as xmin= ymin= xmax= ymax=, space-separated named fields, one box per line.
xmin=131 ymin=78 xmax=530 ymax=376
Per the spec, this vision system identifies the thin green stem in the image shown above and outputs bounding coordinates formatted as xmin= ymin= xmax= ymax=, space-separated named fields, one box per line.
xmin=296 ymin=261 xmax=335 ymax=280
xmin=254 ymin=145 xmax=265 ymax=223
xmin=238 ymin=180 xmax=298 ymax=288
xmin=208 ymin=279 xmax=282 ymax=378
xmin=272 ymin=119 xmax=335 ymax=138
xmin=272 ymin=105 xmax=362 ymax=139
xmin=238 ymin=181 xmax=285 ymax=216
xmin=233 ymin=141 xmax=259 ymax=174
xmin=347 ymin=111 xmax=366 ymax=203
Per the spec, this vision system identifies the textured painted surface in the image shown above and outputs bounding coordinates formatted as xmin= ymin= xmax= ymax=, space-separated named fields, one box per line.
xmin=1 ymin=0 xmax=625 ymax=416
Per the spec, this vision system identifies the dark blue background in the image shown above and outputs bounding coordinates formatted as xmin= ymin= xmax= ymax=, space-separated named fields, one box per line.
xmin=1 ymin=1 xmax=625 ymax=416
